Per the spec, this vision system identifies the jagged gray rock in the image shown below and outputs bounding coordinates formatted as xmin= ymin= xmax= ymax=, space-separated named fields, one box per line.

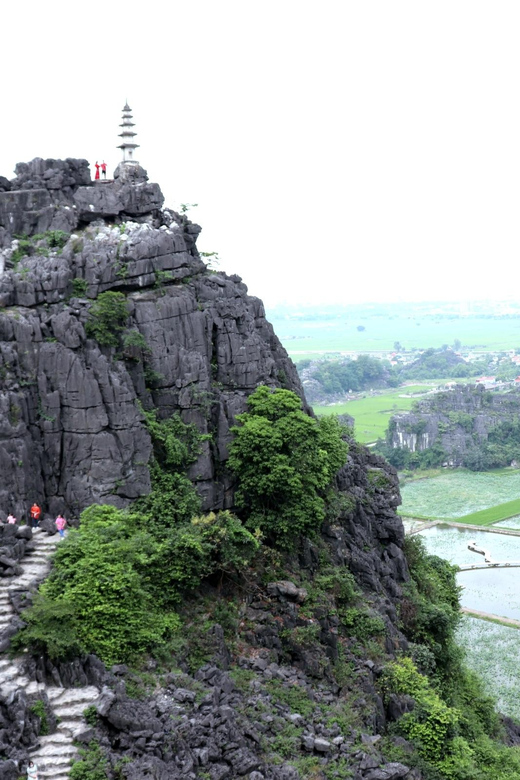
xmin=0 ymin=158 xmax=304 ymax=519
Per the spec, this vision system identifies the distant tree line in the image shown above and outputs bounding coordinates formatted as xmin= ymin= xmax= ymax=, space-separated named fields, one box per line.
xmin=297 ymin=348 xmax=491 ymax=398
xmin=396 ymin=348 xmax=489 ymax=380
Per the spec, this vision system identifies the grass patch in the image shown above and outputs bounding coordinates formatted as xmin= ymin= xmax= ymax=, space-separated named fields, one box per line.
xmin=314 ymin=385 xmax=431 ymax=443
xmin=456 ymin=499 xmax=520 ymax=526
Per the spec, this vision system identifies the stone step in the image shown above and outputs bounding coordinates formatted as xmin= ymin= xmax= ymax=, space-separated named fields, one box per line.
xmin=54 ymin=701 xmax=98 ymax=719
xmin=0 ymin=532 xmax=97 ymax=778
xmin=37 ymin=742 xmax=77 ymax=757
xmin=38 ymin=769 xmax=69 ymax=780
xmin=39 ymin=773 xmax=70 ymax=780
xmin=0 ymin=681 xmax=29 ymax=696
xmin=38 ymin=732 xmax=72 ymax=746
xmin=57 ymin=720 xmax=88 ymax=739
xmin=48 ymin=686 xmax=99 ymax=705
xmin=37 ymin=757 xmax=72 ymax=773
xmin=0 ymin=665 xmax=23 ymax=683
xmin=26 ymin=681 xmax=48 ymax=695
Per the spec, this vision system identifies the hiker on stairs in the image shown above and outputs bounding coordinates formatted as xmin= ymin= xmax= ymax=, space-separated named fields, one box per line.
xmin=26 ymin=759 xmax=38 ymax=780
xmin=30 ymin=503 xmax=41 ymax=529
xmin=55 ymin=514 xmax=67 ymax=538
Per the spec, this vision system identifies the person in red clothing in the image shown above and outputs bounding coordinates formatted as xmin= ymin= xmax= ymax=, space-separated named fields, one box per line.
xmin=101 ymin=161 xmax=107 ymax=179
xmin=94 ymin=161 xmax=100 ymax=180
xmin=30 ymin=503 xmax=41 ymax=529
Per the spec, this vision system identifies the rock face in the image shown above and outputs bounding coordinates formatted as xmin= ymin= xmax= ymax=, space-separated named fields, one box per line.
xmin=0 ymin=158 xmax=305 ymax=519
xmin=0 ymin=427 xmax=413 ymax=779
xmin=387 ymin=384 xmax=520 ymax=465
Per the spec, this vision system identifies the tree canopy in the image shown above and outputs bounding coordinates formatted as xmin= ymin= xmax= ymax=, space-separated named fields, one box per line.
xmin=228 ymin=386 xmax=348 ymax=545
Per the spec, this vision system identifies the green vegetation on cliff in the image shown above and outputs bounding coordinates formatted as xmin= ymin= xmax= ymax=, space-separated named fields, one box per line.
xmin=385 ymin=535 xmax=520 ymax=779
xmin=10 ymin=385 xmax=520 ymax=779
xmin=228 ymin=386 xmax=348 ymax=544
xmin=12 ymin=410 xmax=259 ymax=664
xmin=13 ymin=387 xmax=348 ymax=662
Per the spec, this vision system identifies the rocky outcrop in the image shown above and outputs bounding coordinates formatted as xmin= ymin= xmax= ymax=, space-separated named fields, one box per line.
xmin=0 ymin=158 xmax=91 ymax=242
xmin=0 ymin=158 xmax=305 ymax=520
xmin=73 ymin=163 xmax=164 ymax=221
xmin=386 ymin=384 xmax=520 ymax=465
xmin=0 ymin=156 xmax=424 ymax=779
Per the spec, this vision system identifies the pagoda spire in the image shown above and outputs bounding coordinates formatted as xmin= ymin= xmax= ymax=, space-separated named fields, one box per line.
xmin=117 ymin=102 xmax=140 ymax=164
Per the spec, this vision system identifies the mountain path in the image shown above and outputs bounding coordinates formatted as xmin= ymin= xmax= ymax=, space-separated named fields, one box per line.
xmin=0 ymin=528 xmax=100 ymax=780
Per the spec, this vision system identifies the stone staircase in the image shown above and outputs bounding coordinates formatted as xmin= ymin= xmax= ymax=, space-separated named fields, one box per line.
xmin=0 ymin=528 xmax=100 ymax=780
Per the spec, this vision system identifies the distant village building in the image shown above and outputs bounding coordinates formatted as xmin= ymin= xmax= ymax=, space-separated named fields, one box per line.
xmin=475 ymin=376 xmax=497 ymax=389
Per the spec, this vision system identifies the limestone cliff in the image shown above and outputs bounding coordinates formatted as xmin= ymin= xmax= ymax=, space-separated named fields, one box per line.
xmin=2 ymin=160 xmax=518 ymax=780
xmin=0 ymin=159 xmax=303 ymax=519
xmin=385 ymin=384 xmax=520 ymax=467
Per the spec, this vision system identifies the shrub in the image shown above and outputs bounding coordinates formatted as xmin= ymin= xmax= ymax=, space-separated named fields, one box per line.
xmin=85 ymin=291 xmax=128 ymax=347
xmin=72 ymin=278 xmax=88 ymax=296
xmin=45 ymin=230 xmax=70 ymax=249
xmin=340 ymin=607 xmax=385 ymax=640
xmin=191 ymin=511 xmax=259 ymax=572
xmin=83 ymin=705 xmax=98 ymax=727
xmin=122 ymin=329 xmax=149 ymax=352
xmin=228 ymin=386 xmax=348 ymax=545
xmin=382 ymin=657 xmax=459 ymax=762
xmin=29 ymin=699 xmax=49 ymax=736
xmin=11 ymin=594 xmax=85 ymax=660
xmin=69 ymin=741 xmax=108 ymax=780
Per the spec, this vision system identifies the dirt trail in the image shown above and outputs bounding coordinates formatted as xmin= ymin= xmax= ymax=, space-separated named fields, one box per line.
xmin=461 ymin=608 xmax=520 ymax=628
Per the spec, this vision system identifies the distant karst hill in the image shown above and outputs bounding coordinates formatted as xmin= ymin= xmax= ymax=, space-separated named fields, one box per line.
xmin=379 ymin=383 xmax=520 ymax=470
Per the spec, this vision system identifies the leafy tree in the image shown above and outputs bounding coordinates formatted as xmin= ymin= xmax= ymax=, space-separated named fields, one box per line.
xmin=228 ymin=386 xmax=348 ymax=545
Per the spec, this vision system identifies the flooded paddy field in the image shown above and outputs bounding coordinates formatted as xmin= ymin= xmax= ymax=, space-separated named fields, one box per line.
xmin=418 ymin=524 xmax=520 ymax=568
xmin=456 ymin=616 xmax=520 ymax=721
xmin=400 ymin=470 xmax=520 ymax=520
xmin=493 ymin=515 xmax=520 ymax=531
xmin=417 ymin=521 xmax=520 ymax=716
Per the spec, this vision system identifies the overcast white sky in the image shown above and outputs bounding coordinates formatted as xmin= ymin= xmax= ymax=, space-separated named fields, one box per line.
xmin=1 ymin=1 xmax=519 ymax=306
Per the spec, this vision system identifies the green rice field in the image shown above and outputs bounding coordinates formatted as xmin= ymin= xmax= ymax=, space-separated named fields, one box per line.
xmin=269 ymin=312 xmax=520 ymax=360
xmin=457 ymin=499 xmax=520 ymax=526
xmin=314 ymin=385 xmax=431 ymax=444
xmin=399 ymin=470 xmax=520 ymax=520
xmin=456 ymin=616 xmax=520 ymax=720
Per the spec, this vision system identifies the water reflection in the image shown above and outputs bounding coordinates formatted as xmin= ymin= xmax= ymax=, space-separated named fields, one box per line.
xmin=419 ymin=525 xmax=520 ymax=566
xmin=493 ymin=515 xmax=520 ymax=531
xmin=418 ymin=525 xmax=520 ymax=620
xmin=457 ymin=569 xmax=520 ymax=621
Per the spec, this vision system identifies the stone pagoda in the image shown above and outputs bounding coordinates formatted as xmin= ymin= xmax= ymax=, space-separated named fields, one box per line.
xmin=117 ymin=102 xmax=140 ymax=164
